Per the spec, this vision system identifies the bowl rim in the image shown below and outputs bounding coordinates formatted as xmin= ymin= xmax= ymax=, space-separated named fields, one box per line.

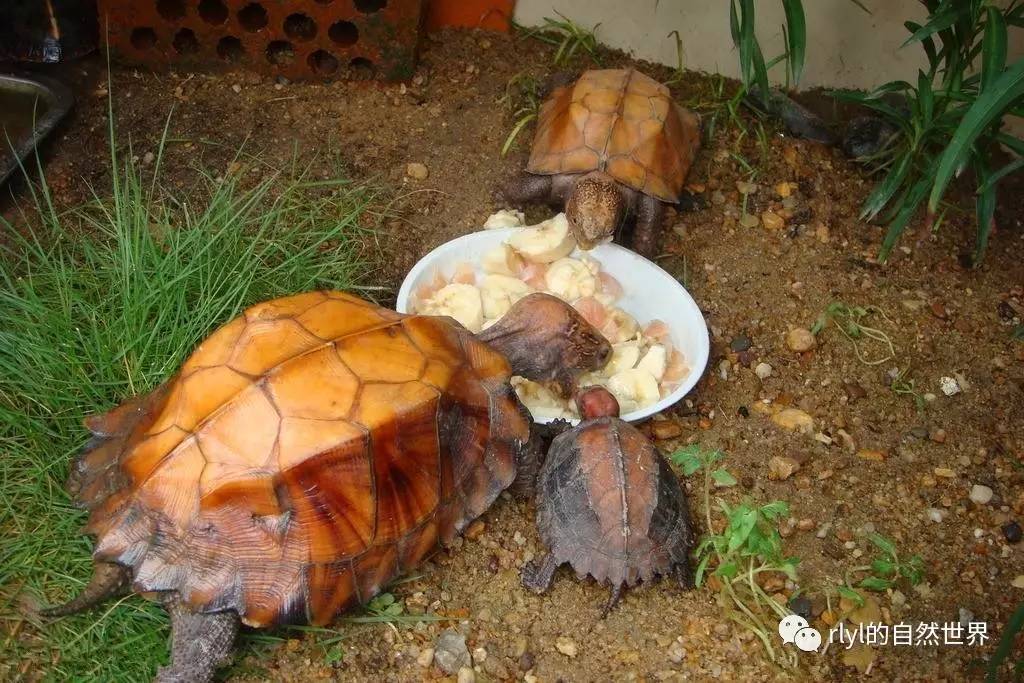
xmin=395 ymin=228 xmax=709 ymax=423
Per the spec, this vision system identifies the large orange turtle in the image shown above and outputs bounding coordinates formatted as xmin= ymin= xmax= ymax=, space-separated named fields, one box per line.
xmin=43 ymin=290 xmax=611 ymax=682
xmin=502 ymin=68 xmax=701 ymax=257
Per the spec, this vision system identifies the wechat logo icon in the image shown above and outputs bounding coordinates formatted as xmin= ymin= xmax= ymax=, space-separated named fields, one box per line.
xmin=778 ymin=614 xmax=822 ymax=652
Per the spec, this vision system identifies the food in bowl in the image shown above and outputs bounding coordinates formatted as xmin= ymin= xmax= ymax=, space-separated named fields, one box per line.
xmin=410 ymin=213 xmax=689 ymax=420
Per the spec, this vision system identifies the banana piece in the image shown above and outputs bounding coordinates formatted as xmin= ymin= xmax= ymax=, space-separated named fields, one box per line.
xmin=481 ymin=243 xmax=525 ymax=276
xmin=511 ymin=376 xmax=569 ymax=419
xmin=545 ymin=257 xmax=597 ymax=300
xmin=602 ymin=307 xmax=640 ymax=344
xmin=507 ymin=213 xmax=576 ymax=263
xmin=421 ymin=283 xmax=484 ymax=332
xmin=607 ymin=368 xmax=662 ymax=414
xmin=603 ymin=343 xmax=641 ymax=376
xmin=484 ymin=208 xmax=526 ymax=229
xmin=635 ymin=344 xmax=667 ymax=382
xmin=479 ymin=274 xmax=534 ymax=319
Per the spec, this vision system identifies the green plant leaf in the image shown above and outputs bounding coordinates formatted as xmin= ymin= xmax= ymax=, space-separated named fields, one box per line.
xmin=982 ymin=5 xmax=1008 ymax=92
xmin=917 ymin=70 xmax=935 ymax=122
xmin=880 ymin=169 xmax=932 ymax=261
xmin=986 ymin=601 xmax=1024 ymax=682
xmin=928 ymin=57 xmax=1024 ymax=214
xmin=861 ymin=153 xmax=913 ymax=220
xmin=973 ymin=154 xmax=997 ymax=261
xmin=867 ymin=533 xmax=897 ymax=557
xmin=837 ymin=585 xmax=865 ymax=606
xmin=726 ymin=507 xmax=758 ymax=552
xmin=693 ymin=549 xmax=712 ymax=587
xmin=670 ymin=445 xmax=704 ymax=475
xmin=781 ymin=0 xmax=806 ymax=87
xmin=715 ymin=561 xmax=740 ymax=579
xmin=902 ymin=6 xmax=966 ymax=48
xmin=760 ymin=501 xmax=790 ymax=521
xmin=906 ymin=21 xmax=940 ymax=73
xmin=870 ymin=558 xmax=897 ymax=576
xmin=859 ymin=576 xmax=895 ymax=591
xmin=712 ymin=469 xmax=738 ymax=486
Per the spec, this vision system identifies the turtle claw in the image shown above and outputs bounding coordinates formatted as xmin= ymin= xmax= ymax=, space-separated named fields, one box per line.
xmin=521 ymin=554 xmax=558 ymax=594
xmin=600 ymin=584 xmax=624 ymax=619
xmin=674 ymin=563 xmax=695 ymax=591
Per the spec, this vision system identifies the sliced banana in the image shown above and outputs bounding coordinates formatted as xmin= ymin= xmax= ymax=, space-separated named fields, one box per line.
xmin=511 ymin=376 xmax=569 ymax=419
xmin=484 ymin=208 xmax=526 ymax=229
xmin=479 ymin=274 xmax=534 ymax=319
xmin=604 ymin=343 xmax=642 ymax=375
xmin=545 ymin=257 xmax=597 ymax=301
xmin=602 ymin=307 xmax=640 ymax=344
xmin=421 ymin=283 xmax=484 ymax=333
xmin=635 ymin=344 xmax=667 ymax=381
xmin=507 ymin=213 xmax=576 ymax=263
xmin=480 ymin=243 xmax=525 ymax=276
xmin=607 ymin=368 xmax=661 ymax=414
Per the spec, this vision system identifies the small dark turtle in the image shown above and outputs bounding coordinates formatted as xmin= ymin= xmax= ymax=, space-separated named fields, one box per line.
xmin=522 ymin=387 xmax=695 ymax=615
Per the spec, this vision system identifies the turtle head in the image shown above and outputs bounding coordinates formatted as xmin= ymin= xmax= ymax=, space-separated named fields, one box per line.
xmin=477 ymin=293 xmax=611 ymax=397
xmin=575 ymin=386 xmax=620 ymax=421
xmin=566 ymin=172 xmax=625 ymax=250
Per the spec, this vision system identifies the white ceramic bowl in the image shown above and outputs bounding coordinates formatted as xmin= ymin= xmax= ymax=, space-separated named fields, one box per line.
xmin=396 ymin=228 xmax=709 ymax=423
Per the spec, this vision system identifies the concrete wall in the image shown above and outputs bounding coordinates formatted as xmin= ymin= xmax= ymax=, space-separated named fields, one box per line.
xmin=513 ymin=0 xmax=1024 ymax=91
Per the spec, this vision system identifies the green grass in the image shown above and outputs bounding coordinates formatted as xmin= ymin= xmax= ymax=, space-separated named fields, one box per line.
xmin=0 ymin=119 xmax=377 ymax=679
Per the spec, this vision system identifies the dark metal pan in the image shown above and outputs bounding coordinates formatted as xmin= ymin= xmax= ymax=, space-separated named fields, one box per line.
xmin=0 ymin=72 xmax=74 ymax=186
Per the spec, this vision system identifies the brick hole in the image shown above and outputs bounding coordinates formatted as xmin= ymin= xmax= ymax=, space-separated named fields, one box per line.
xmin=349 ymin=56 xmax=374 ymax=76
xmin=156 ymin=0 xmax=186 ymax=21
xmin=238 ymin=3 xmax=268 ymax=32
xmin=217 ymin=36 xmax=245 ymax=61
xmin=284 ymin=13 xmax=317 ymax=42
xmin=354 ymin=0 xmax=386 ymax=13
xmin=328 ymin=20 xmax=358 ymax=47
xmin=130 ymin=27 xmax=158 ymax=50
xmin=266 ymin=40 xmax=296 ymax=65
xmin=172 ymin=28 xmax=199 ymax=54
xmin=308 ymin=50 xmax=339 ymax=75
xmin=198 ymin=0 xmax=229 ymax=25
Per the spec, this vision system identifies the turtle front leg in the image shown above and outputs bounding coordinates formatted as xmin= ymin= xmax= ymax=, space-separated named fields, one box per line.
xmin=498 ymin=172 xmax=555 ymax=207
xmin=155 ymin=596 xmax=239 ymax=683
xmin=632 ymin=195 xmax=666 ymax=258
xmin=521 ymin=553 xmax=560 ymax=594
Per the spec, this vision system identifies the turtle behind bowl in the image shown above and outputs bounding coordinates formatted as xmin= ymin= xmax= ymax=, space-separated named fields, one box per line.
xmin=501 ymin=68 xmax=702 ymax=257
xmin=522 ymin=387 xmax=695 ymax=615
xmin=41 ymin=290 xmax=611 ymax=683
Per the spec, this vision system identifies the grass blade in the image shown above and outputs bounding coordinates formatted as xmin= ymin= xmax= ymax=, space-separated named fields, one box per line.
xmin=927 ymin=57 xmax=1024 ymax=213
xmin=781 ymin=0 xmax=807 ymax=87
xmin=861 ymin=153 xmax=912 ymax=220
xmin=880 ymin=170 xmax=932 ymax=260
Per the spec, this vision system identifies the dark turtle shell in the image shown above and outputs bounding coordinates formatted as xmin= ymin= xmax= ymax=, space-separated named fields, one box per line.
xmin=534 ymin=417 xmax=694 ymax=590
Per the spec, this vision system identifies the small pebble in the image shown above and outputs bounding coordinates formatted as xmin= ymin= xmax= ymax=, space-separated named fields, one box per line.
xmin=513 ymin=530 xmax=526 ymax=546
xmin=1014 ymin=575 xmax=1024 ymax=589
xmin=786 ymin=328 xmax=816 ymax=352
xmin=754 ymin=362 xmax=773 ymax=379
xmin=464 ymin=520 xmax=486 ymax=541
xmin=730 ymin=335 xmax=752 ymax=352
xmin=969 ymin=484 xmax=993 ymax=505
xmin=555 ymin=636 xmax=578 ymax=658
xmin=667 ymin=640 xmax=686 ymax=663
xmin=417 ymin=647 xmax=434 ymax=667
xmin=934 ymin=467 xmax=957 ymax=479
xmin=939 ymin=376 xmax=961 ymax=396
xmin=457 ymin=667 xmax=476 ymax=683
xmin=844 ymin=381 xmax=867 ymax=402
xmin=433 ymin=630 xmax=470 ymax=674
xmin=761 ymin=211 xmax=785 ymax=230
xmin=406 ymin=162 xmax=429 ymax=180
xmin=771 ymin=408 xmax=814 ymax=432
xmin=472 ymin=647 xmax=488 ymax=664
xmin=739 ymin=213 xmax=760 ymax=228
xmin=651 ymin=420 xmax=682 ymax=440
xmin=142 ymin=151 xmax=155 ymax=165
xmin=1002 ymin=521 xmax=1022 ymax=544
xmin=929 ymin=428 xmax=947 ymax=444
xmin=231 ymin=83 xmax=241 ymax=93
xmin=926 ymin=508 xmax=946 ymax=523
xmin=768 ymin=456 xmax=800 ymax=481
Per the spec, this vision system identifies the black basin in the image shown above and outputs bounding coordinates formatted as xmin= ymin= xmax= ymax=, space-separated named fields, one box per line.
xmin=0 ymin=72 xmax=74 ymax=185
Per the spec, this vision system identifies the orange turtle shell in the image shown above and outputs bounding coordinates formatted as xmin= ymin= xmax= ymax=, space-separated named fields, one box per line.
xmin=527 ymin=68 xmax=701 ymax=202
xmin=70 ymin=291 xmax=530 ymax=627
